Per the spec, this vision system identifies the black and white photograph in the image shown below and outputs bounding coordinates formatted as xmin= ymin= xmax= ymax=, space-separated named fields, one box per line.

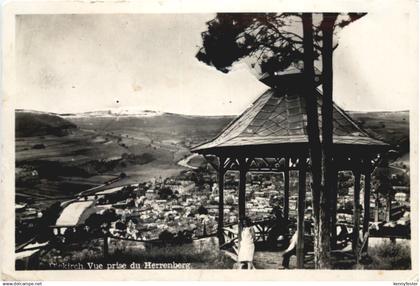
xmin=1 ymin=0 xmax=418 ymax=281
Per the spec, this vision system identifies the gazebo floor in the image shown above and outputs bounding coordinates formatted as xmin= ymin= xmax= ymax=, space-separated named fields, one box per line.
xmin=230 ymin=240 xmax=362 ymax=269
xmin=253 ymin=250 xmax=315 ymax=269
xmin=253 ymin=249 xmax=359 ymax=269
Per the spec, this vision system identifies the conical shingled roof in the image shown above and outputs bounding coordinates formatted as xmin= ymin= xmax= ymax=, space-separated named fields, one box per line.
xmin=192 ymin=87 xmax=387 ymax=154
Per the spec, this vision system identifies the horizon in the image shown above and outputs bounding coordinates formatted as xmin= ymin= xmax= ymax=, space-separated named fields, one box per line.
xmin=15 ymin=106 xmax=410 ymax=117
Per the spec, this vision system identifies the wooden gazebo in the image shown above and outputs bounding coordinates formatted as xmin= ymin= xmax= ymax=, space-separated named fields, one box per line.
xmin=191 ymin=70 xmax=389 ymax=268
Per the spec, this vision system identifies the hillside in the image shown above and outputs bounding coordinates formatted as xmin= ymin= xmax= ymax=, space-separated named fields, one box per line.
xmin=16 ymin=109 xmax=408 ymax=149
xmin=14 ymin=108 xmax=410 ymax=250
xmin=14 ymin=110 xmax=233 ymax=209
xmin=349 ymin=111 xmax=409 ymax=152
xmin=16 ymin=109 xmax=77 ymax=137
xmin=14 ymin=109 xmax=409 ymax=206
xmin=64 ymin=112 xmax=233 ymax=146
xmin=64 ymin=109 xmax=408 ymax=152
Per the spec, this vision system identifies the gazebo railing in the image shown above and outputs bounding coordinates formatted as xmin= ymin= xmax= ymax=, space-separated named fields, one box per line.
xmin=220 ymin=218 xmax=278 ymax=256
xmin=220 ymin=226 xmax=239 ymax=255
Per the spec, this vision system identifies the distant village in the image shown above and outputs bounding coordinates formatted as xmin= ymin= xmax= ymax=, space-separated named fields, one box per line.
xmin=49 ymin=168 xmax=282 ymax=242
xmin=16 ymin=160 xmax=410 ymax=246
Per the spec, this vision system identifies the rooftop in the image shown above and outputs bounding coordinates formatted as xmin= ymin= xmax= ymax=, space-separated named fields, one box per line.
xmin=55 ymin=201 xmax=95 ymax=226
xmin=192 ymin=85 xmax=387 ymax=156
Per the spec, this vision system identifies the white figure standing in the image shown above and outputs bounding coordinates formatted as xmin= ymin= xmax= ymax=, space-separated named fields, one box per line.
xmin=238 ymin=217 xmax=256 ymax=269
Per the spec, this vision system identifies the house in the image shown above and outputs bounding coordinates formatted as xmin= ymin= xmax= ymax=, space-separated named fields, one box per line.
xmin=171 ymin=205 xmax=184 ymax=211
xmin=254 ymin=191 xmax=266 ymax=198
xmin=145 ymin=189 xmax=157 ymax=200
xmin=211 ymin=183 xmax=218 ymax=194
xmin=289 ymin=195 xmax=298 ymax=210
xmin=348 ymin=187 xmax=354 ymax=196
xmin=395 ymin=192 xmax=408 ymax=203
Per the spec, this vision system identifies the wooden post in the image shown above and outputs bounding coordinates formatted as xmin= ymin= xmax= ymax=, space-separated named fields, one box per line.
xmin=218 ymin=157 xmax=226 ymax=245
xmin=353 ymin=170 xmax=361 ymax=262
xmin=362 ymin=170 xmax=372 ymax=252
xmin=374 ymin=196 xmax=380 ymax=222
xmin=238 ymin=158 xmax=247 ymax=244
xmin=284 ymin=166 xmax=290 ymax=230
xmin=296 ymin=158 xmax=306 ymax=269
xmin=330 ymin=169 xmax=339 ymax=249
xmin=103 ymin=235 xmax=109 ymax=259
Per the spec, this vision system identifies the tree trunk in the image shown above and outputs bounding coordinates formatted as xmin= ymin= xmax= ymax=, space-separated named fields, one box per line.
xmin=374 ymin=194 xmax=380 ymax=222
xmin=362 ymin=171 xmax=372 ymax=252
xmin=103 ymin=235 xmax=109 ymax=258
xmin=302 ymin=13 xmax=323 ymax=268
xmin=330 ymin=170 xmax=339 ymax=249
xmin=296 ymin=158 xmax=307 ymax=268
xmin=318 ymin=12 xmax=338 ymax=269
xmin=218 ymin=157 xmax=226 ymax=245
xmin=283 ymin=167 xmax=290 ymax=232
xmin=238 ymin=157 xmax=247 ymax=244
xmin=386 ymin=189 xmax=392 ymax=222
xmin=382 ymin=157 xmax=392 ymax=222
xmin=353 ymin=170 xmax=362 ymax=264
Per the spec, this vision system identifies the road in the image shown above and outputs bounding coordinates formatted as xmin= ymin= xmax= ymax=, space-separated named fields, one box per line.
xmin=177 ymin=154 xmax=199 ymax=170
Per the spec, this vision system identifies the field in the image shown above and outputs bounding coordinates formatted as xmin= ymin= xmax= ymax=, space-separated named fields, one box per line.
xmin=349 ymin=111 xmax=409 ymax=153
xmin=15 ymin=109 xmax=409 ymax=210
xmin=16 ymin=130 xmax=137 ymax=209
xmin=15 ymin=111 xmax=232 ymax=210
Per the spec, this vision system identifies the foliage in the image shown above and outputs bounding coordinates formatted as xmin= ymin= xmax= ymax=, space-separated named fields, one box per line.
xmin=38 ymin=238 xmax=234 ymax=270
xmin=32 ymin=144 xmax=46 ymax=149
xmin=196 ymin=13 xmax=366 ymax=76
xmin=365 ymin=240 xmax=411 ymax=270
xmin=373 ymin=166 xmax=392 ymax=197
xmin=40 ymin=202 xmax=62 ymax=226
xmin=197 ymin=205 xmax=209 ymax=215
xmin=390 ymin=173 xmax=409 ymax=187
xmin=102 ymin=188 xmax=133 ymax=204
xmin=85 ymin=209 xmax=118 ymax=235
xmin=15 ymin=110 xmax=76 ymax=137
xmin=158 ymin=187 xmax=173 ymax=200
xmin=190 ymin=170 xmax=205 ymax=186
xmin=158 ymin=230 xmax=175 ymax=242
xmin=225 ymin=195 xmax=234 ymax=205
xmin=196 ymin=13 xmax=306 ymax=74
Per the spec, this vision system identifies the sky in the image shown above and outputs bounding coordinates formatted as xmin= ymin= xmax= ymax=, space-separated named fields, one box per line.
xmin=15 ymin=12 xmax=416 ymax=115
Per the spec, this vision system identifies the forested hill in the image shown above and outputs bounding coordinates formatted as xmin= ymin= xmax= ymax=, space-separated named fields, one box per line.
xmin=349 ymin=111 xmax=409 ymax=152
xmin=16 ymin=109 xmax=409 ymax=153
xmin=15 ymin=110 xmax=77 ymax=137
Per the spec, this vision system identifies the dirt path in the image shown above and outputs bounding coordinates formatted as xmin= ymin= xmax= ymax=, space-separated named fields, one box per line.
xmin=177 ymin=154 xmax=199 ymax=170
